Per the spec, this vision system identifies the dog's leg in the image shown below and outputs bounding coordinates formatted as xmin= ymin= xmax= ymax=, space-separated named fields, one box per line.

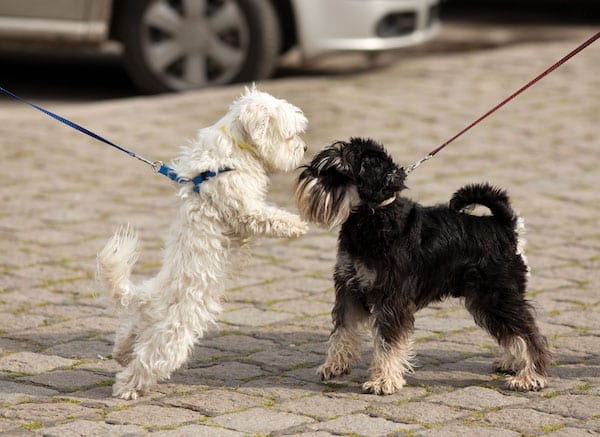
xmin=112 ymin=317 xmax=138 ymax=366
xmin=466 ymin=287 xmax=550 ymax=391
xmin=500 ymin=332 xmax=550 ymax=391
xmin=113 ymin=308 xmax=203 ymax=400
xmin=113 ymin=359 xmax=154 ymax=400
xmin=317 ymin=295 xmax=368 ymax=380
xmin=318 ymin=254 xmax=369 ymax=380
xmin=363 ymin=301 xmax=416 ymax=395
xmin=240 ymin=205 xmax=307 ymax=238
xmin=363 ymin=332 xmax=415 ymax=395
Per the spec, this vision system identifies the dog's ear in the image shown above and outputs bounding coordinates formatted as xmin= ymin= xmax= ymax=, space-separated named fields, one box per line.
xmin=239 ymin=102 xmax=270 ymax=144
xmin=243 ymin=82 xmax=258 ymax=95
xmin=312 ymin=142 xmax=354 ymax=179
xmin=295 ymin=142 xmax=360 ymax=228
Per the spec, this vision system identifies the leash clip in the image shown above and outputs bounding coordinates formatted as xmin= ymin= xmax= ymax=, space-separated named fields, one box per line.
xmin=151 ymin=160 xmax=164 ymax=173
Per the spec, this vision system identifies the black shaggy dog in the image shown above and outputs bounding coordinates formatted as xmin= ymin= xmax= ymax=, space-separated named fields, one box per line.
xmin=295 ymin=137 xmax=550 ymax=395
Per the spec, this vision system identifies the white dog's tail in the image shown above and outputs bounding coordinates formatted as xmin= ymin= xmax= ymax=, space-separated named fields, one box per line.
xmin=97 ymin=225 xmax=140 ymax=308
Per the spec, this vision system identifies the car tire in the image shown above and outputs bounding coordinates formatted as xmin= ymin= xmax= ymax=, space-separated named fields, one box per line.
xmin=116 ymin=0 xmax=281 ymax=93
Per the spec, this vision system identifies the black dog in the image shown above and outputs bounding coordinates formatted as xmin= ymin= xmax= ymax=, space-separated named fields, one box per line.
xmin=295 ymin=137 xmax=550 ymax=394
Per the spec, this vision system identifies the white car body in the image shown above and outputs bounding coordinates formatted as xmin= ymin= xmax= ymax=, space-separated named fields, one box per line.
xmin=293 ymin=0 xmax=439 ymax=58
xmin=0 ymin=0 xmax=439 ymax=91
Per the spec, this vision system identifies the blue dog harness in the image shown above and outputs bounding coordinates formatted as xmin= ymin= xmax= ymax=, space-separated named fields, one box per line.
xmin=156 ymin=164 xmax=232 ymax=193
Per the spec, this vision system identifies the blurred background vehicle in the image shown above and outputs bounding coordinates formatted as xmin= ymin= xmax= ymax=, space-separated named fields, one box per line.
xmin=0 ymin=0 xmax=440 ymax=94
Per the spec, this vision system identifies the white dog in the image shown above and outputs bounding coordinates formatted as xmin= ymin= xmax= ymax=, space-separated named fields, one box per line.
xmin=98 ymin=87 xmax=308 ymax=399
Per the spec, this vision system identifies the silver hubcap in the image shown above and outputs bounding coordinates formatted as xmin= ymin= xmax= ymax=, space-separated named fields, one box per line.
xmin=141 ymin=0 xmax=250 ymax=89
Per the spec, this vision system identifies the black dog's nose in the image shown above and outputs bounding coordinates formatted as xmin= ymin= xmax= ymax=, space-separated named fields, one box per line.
xmin=304 ymin=144 xmax=308 ymax=152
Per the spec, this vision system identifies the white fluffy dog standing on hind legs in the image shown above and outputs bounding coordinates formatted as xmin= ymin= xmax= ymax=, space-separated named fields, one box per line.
xmin=98 ymin=87 xmax=308 ymax=399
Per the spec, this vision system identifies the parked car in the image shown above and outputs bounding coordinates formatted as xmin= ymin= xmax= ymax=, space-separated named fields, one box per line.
xmin=0 ymin=0 xmax=440 ymax=93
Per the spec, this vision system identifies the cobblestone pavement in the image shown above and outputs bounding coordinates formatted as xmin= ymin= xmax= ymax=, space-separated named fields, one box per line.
xmin=1 ymin=32 xmax=599 ymax=436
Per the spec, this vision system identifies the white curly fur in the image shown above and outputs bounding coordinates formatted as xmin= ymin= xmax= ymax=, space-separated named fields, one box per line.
xmin=97 ymin=87 xmax=308 ymax=399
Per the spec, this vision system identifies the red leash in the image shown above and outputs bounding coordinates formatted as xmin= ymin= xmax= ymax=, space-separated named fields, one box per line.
xmin=405 ymin=31 xmax=600 ymax=174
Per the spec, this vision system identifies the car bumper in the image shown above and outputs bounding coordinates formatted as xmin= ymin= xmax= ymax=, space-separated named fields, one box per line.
xmin=292 ymin=0 xmax=440 ymax=59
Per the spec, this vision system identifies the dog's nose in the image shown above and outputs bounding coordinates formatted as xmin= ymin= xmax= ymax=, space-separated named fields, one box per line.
xmin=303 ymin=144 xmax=308 ymax=152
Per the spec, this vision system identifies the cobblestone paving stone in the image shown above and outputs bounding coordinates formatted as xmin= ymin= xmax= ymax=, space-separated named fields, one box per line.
xmin=1 ymin=31 xmax=599 ymax=436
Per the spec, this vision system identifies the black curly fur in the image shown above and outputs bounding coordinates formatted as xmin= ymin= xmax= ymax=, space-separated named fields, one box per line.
xmin=296 ymin=137 xmax=551 ymax=392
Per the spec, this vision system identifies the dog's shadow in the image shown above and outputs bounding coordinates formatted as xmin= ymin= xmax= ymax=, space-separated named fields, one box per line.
xmin=170 ymin=341 xmax=492 ymax=393
xmin=4 ymin=327 xmax=595 ymax=404
xmin=158 ymin=331 xmax=598 ymax=397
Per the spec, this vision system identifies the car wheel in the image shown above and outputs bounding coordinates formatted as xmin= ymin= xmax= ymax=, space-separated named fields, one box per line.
xmin=117 ymin=0 xmax=281 ymax=93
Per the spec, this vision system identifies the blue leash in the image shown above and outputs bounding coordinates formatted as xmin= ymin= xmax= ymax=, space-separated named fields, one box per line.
xmin=0 ymin=85 xmax=230 ymax=193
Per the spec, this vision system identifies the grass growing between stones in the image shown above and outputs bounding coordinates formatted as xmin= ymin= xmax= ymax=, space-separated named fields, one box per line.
xmin=20 ymin=421 xmax=44 ymax=431
xmin=540 ymin=423 xmax=565 ymax=433
xmin=38 ymin=275 xmax=87 ymax=289
xmin=322 ymin=383 xmax=345 ymax=393
xmin=575 ymin=382 xmax=592 ymax=392
xmin=51 ymin=397 xmax=83 ymax=406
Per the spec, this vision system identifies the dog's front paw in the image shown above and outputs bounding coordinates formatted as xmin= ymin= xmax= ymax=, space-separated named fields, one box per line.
xmin=362 ymin=374 xmax=405 ymax=395
xmin=271 ymin=216 xmax=308 ymax=238
xmin=288 ymin=219 xmax=308 ymax=238
xmin=505 ymin=371 xmax=547 ymax=392
xmin=317 ymin=361 xmax=351 ymax=381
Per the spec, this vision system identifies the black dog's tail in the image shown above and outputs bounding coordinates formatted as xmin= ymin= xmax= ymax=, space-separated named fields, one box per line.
xmin=450 ymin=183 xmax=517 ymax=227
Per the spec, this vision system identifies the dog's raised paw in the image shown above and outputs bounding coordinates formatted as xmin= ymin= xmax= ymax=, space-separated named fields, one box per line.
xmin=290 ymin=220 xmax=309 ymax=238
xmin=267 ymin=216 xmax=308 ymax=238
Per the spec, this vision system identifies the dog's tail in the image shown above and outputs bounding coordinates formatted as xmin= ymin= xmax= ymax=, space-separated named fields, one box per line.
xmin=449 ymin=183 xmax=517 ymax=227
xmin=97 ymin=225 xmax=141 ymax=308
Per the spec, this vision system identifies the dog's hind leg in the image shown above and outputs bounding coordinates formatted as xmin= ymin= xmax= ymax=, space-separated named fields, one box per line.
xmin=500 ymin=331 xmax=550 ymax=391
xmin=113 ymin=330 xmax=196 ymax=400
xmin=113 ymin=305 xmax=206 ymax=400
xmin=112 ymin=318 xmax=138 ymax=366
xmin=465 ymin=284 xmax=551 ymax=391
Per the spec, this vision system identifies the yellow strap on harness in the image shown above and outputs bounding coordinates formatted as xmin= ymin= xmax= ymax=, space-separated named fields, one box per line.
xmin=220 ymin=125 xmax=259 ymax=159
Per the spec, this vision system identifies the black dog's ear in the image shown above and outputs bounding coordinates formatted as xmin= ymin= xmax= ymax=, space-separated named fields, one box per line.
xmin=310 ymin=141 xmax=353 ymax=178
xmin=295 ymin=141 xmax=361 ymax=228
